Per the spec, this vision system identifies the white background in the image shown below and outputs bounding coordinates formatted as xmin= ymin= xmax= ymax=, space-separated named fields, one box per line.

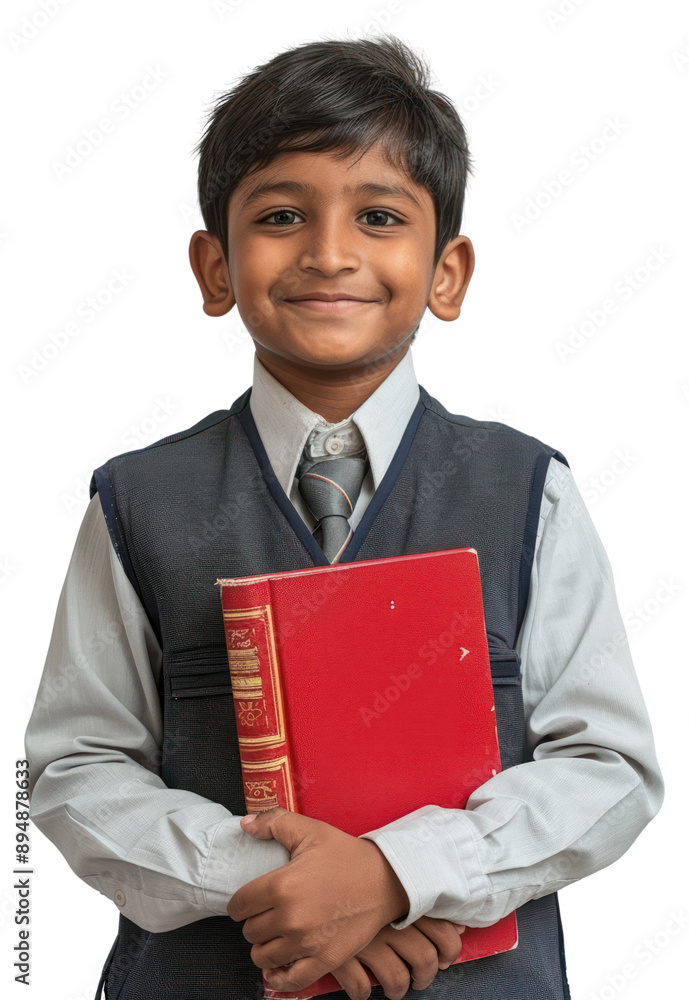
xmin=2 ymin=1 xmax=688 ymax=998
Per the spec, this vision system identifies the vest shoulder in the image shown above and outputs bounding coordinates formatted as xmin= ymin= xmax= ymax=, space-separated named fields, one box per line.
xmin=421 ymin=389 xmax=569 ymax=466
xmin=89 ymin=391 xmax=250 ymax=498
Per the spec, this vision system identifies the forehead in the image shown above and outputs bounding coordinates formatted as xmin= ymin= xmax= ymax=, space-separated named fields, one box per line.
xmin=231 ymin=143 xmax=433 ymax=213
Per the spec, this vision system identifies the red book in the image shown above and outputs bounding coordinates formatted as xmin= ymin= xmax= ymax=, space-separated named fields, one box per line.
xmin=216 ymin=547 xmax=517 ymax=999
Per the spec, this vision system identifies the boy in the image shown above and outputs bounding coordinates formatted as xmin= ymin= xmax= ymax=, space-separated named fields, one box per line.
xmin=25 ymin=33 xmax=663 ymax=1000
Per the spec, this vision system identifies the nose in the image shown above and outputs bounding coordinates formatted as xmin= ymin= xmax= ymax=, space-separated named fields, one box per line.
xmin=295 ymin=215 xmax=360 ymax=276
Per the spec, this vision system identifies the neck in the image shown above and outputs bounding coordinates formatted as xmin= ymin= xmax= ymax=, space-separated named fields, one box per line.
xmin=254 ymin=343 xmax=410 ymax=423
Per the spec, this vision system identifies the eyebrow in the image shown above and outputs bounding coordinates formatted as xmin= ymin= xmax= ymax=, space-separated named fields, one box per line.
xmin=239 ymin=179 xmax=423 ymax=210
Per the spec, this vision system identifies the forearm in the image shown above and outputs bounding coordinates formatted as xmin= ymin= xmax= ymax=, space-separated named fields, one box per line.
xmin=360 ymin=750 xmax=660 ymax=928
xmin=361 ymin=458 xmax=664 ymax=929
xmin=28 ymin=755 xmax=289 ymax=933
xmin=26 ymin=492 xmax=289 ymax=934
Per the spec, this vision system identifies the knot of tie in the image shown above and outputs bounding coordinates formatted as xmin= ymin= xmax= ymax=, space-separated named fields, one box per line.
xmin=297 ymin=456 xmax=368 ymax=563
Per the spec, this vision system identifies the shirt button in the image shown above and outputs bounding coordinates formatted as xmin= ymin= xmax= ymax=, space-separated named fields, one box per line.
xmin=114 ymin=890 xmax=126 ymax=907
xmin=325 ymin=435 xmax=344 ymax=455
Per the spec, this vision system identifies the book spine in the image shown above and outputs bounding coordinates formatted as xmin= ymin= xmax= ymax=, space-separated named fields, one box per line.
xmin=220 ymin=579 xmax=299 ymax=815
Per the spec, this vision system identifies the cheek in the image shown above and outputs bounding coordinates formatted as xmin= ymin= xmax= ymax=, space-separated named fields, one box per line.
xmin=237 ymin=247 xmax=303 ymax=301
xmin=230 ymin=257 xmax=274 ymax=306
xmin=378 ymin=246 xmax=429 ymax=291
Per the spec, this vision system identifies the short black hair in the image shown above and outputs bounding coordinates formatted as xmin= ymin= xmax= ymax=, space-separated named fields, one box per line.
xmin=194 ymin=34 xmax=473 ymax=271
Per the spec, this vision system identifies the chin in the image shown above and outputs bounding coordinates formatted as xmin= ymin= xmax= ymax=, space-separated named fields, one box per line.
xmin=289 ymin=338 xmax=371 ymax=366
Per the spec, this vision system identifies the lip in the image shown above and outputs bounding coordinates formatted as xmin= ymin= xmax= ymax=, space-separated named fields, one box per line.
xmin=282 ymin=298 xmax=377 ymax=313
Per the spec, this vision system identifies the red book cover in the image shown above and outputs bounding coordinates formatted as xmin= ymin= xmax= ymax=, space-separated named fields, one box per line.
xmin=216 ymin=547 xmax=517 ymax=999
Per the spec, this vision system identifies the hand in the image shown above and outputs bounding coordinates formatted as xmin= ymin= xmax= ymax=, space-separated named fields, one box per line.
xmin=228 ymin=806 xmax=410 ymax=993
xmin=331 ymin=916 xmax=466 ymax=1000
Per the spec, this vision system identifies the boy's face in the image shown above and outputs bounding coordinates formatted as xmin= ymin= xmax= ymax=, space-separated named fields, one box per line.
xmin=190 ymin=142 xmax=473 ymax=379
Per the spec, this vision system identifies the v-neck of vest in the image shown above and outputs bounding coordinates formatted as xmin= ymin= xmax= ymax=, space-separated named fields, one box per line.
xmin=235 ymin=386 xmax=429 ymax=566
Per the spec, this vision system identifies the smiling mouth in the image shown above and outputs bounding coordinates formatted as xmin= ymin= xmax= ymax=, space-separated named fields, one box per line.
xmin=282 ymin=299 xmax=378 ymax=313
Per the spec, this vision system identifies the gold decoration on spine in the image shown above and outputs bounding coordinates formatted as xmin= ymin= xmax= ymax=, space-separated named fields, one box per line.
xmin=242 ymin=757 xmax=296 ymax=812
xmin=222 ymin=606 xmax=288 ymax=748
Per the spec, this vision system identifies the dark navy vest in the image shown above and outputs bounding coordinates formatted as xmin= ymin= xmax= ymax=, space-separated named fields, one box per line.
xmin=89 ymin=383 xmax=571 ymax=1000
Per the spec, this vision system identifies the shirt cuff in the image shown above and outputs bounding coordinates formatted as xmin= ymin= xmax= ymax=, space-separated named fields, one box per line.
xmin=358 ymin=804 xmax=489 ymax=929
xmin=202 ymin=816 xmax=291 ymax=915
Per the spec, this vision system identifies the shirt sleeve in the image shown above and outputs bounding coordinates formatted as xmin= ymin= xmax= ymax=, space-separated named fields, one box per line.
xmin=24 ymin=492 xmax=290 ymax=934
xmin=358 ymin=456 xmax=665 ymax=929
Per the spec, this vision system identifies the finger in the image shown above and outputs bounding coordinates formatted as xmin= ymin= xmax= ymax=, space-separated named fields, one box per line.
xmin=262 ymin=954 xmax=331 ymax=994
xmin=411 ymin=916 xmax=465 ymax=966
xmin=439 ymin=932 xmax=463 ymax=969
xmin=252 ymin=940 xmax=305 ymax=972
xmin=355 ymin=941 xmax=415 ymax=999
xmin=238 ymin=806 xmax=288 ymax=841
xmin=330 ymin=957 xmax=373 ymax=1000
xmin=387 ymin=935 xmax=438 ymax=989
xmin=240 ymin=907 xmax=285 ymax=946
xmin=238 ymin=813 xmax=272 ymax=839
xmin=238 ymin=805 xmax=315 ymax=852
xmin=227 ymin=869 xmax=282 ymax=921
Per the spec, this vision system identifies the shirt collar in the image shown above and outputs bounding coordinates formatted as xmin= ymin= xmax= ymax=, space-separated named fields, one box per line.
xmin=249 ymin=349 xmax=420 ymax=497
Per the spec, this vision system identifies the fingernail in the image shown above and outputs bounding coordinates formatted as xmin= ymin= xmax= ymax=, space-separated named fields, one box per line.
xmin=241 ymin=814 xmax=257 ymax=825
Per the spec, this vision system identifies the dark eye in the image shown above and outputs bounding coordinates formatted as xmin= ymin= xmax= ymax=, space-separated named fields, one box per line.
xmin=361 ymin=210 xmax=401 ymax=226
xmin=261 ymin=210 xmax=303 ymax=225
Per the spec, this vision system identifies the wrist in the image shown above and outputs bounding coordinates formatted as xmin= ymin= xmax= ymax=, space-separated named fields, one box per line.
xmin=361 ymin=838 xmax=410 ymax=924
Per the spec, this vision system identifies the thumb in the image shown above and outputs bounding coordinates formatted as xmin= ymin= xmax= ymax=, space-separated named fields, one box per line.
xmin=238 ymin=805 xmax=308 ymax=851
xmin=239 ymin=811 xmax=266 ymax=837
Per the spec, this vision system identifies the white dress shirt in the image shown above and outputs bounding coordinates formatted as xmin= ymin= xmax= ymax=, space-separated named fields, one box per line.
xmin=25 ymin=349 xmax=664 ymax=935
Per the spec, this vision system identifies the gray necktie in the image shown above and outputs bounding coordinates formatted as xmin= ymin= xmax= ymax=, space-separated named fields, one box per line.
xmin=298 ymin=456 xmax=368 ymax=562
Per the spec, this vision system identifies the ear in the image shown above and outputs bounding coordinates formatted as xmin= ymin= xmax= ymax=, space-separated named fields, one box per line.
xmin=427 ymin=235 xmax=475 ymax=323
xmin=188 ymin=230 xmax=236 ymax=317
